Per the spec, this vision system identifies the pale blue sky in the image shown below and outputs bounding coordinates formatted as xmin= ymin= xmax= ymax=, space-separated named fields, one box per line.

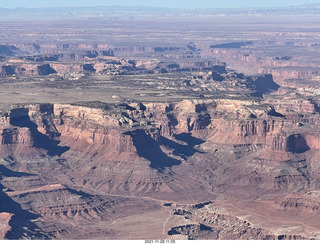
xmin=1 ymin=0 xmax=320 ymax=9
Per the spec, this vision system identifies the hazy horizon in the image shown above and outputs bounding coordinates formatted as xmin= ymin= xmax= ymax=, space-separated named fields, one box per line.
xmin=1 ymin=0 xmax=320 ymax=9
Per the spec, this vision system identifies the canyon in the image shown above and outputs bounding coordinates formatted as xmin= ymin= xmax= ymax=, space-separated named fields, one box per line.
xmin=0 ymin=5 xmax=320 ymax=240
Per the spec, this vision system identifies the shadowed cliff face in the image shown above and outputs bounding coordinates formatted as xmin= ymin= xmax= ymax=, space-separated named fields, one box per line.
xmin=1 ymin=65 xmax=16 ymax=76
xmin=125 ymin=129 xmax=182 ymax=171
xmin=164 ymin=133 xmax=204 ymax=158
xmin=125 ymin=130 xmax=204 ymax=171
xmin=287 ymin=134 xmax=310 ymax=153
xmin=1 ymin=128 xmax=19 ymax=144
xmin=174 ymin=133 xmax=205 ymax=149
xmin=37 ymin=64 xmax=56 ymax=75
xmin=253 ymin=74 xmax=280 ymax=94
xmin=9 ymin=108 xmax=69 ymax=157
xmin=0 ymin=45 xmax=19 ymax=56
xmin=245 ymin=74 xmax=280 ymax=97
xmin=0 ymin=166 xmax=47 ymax=239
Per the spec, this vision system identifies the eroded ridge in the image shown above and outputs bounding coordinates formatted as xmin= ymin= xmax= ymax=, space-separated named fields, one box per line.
xmin=0 ymin=96 xmax=318 ymax=239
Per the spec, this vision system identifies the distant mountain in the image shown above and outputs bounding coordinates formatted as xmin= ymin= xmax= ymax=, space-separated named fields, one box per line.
xmin=0 ymin=4 xmax=320 ymax=21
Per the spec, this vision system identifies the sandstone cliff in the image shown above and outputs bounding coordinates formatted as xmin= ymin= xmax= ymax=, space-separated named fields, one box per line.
xmin=0 ymin=98 xmax=319 ymax=239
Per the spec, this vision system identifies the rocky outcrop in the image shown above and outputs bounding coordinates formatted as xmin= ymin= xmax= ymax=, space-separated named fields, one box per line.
xmin=261 ymin=68 xmax=320 ymax=85
xmin=204 ymin=48 xmax=320 ymax=87
xmin=37 ymin=64 xmax=57 ymax=75
xmin=0 ymin=127 xmax=32 ymax=145
xmin=1 ymin=98 xmax=318 ymax=161
xmin=0 ymin=213 xmax=13 ymax=239
xmin=166 ymin=202 xmax=308 ymax=240
xmin=0 ymin=97 xmax=319 ymax=239
xmin=1 ymin=65 xmax=16 ymax=76
xmin=0 ymin=45 xmax=20 ymax=56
